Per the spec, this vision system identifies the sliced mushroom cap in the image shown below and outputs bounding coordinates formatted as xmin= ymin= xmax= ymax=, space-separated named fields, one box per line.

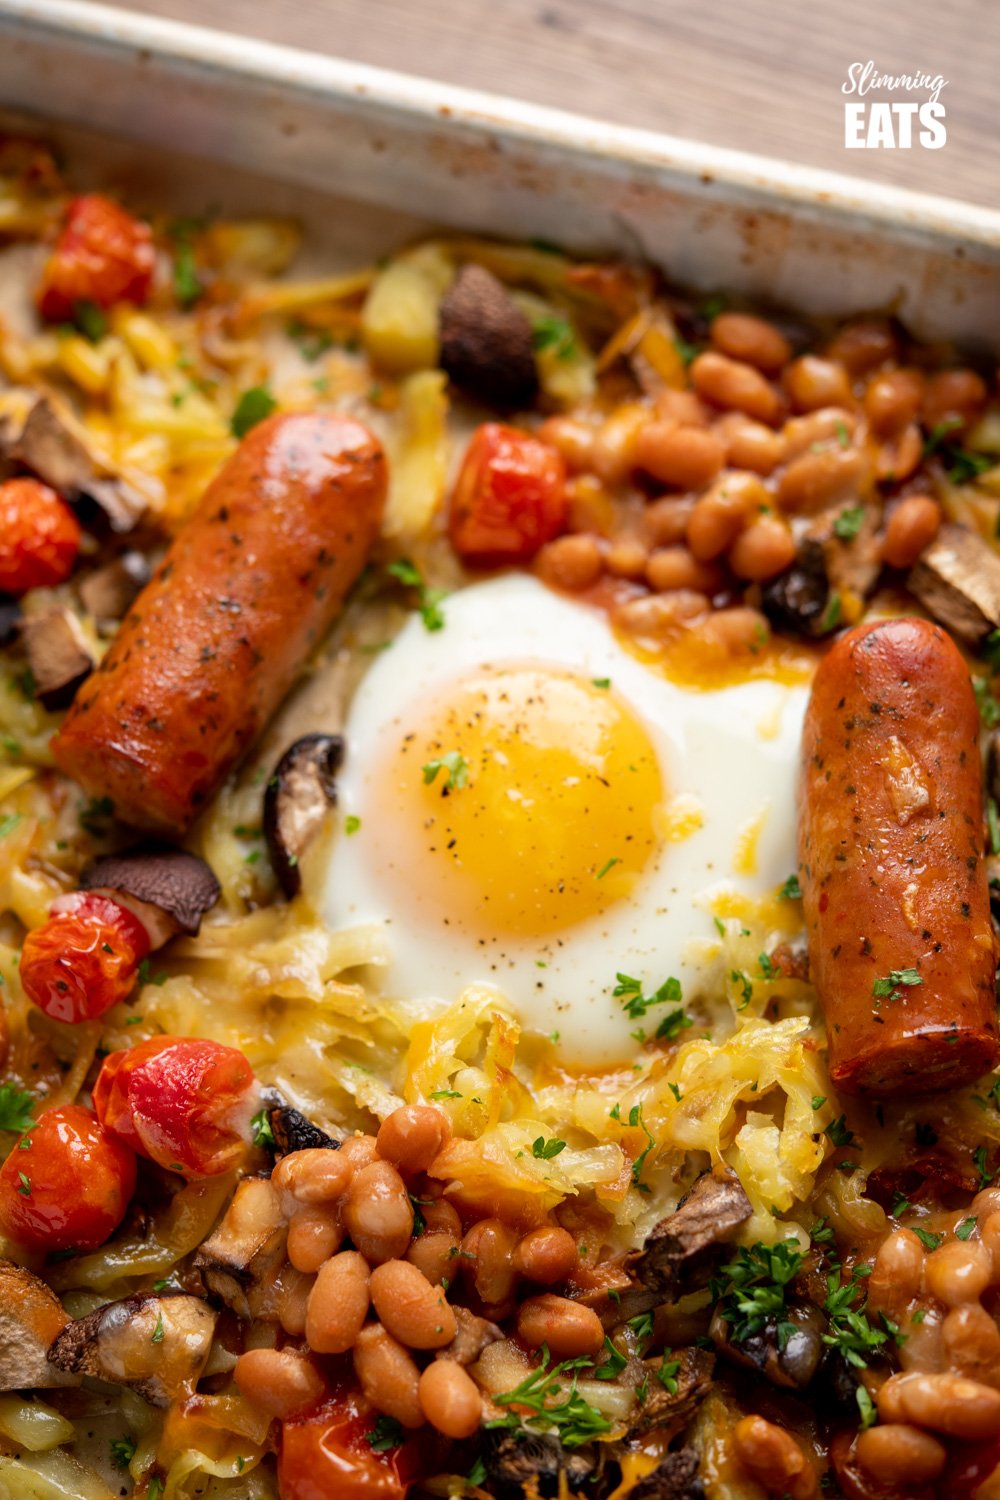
xmin=47 ymin=1293 xmax=216 ymax=1407
xmin=0 ymin=1259 xmax=78 ymax=1390
xmin=627 ymin=1167 xmax=752 ymax=1296
xmin=263 ymin=733 xmax=343 ymax=898
xmin=80 ymin=846 xmax=221 ymax=940
xmin=267 ymin=1102 xmax=341 ymax=1156
xmin=0 ymin=390 xmax=153 ymax=532
xmin=194 ymin=1175 xmax=288 ymax=1321
xmin=760 ymin=538 xmax=840 ymax=639
xmin=621 ymin=1446 xmax=705 ymax=1500
xmin=480 ymin=1426 xmax=596 ymax=1499
xmin=20 ymin=605 xmax=94 ymax=709
xmin=434 ymin=1305 xmax=503 ymax=1367
xmin=628 ymin=1347 xmax=715 ymax=1434
xmin=709 ymin=1301 xmax=825 ymax=1391
xmin=908 ymin=522 xmax=1000 ymax=644
xmin=78 ymin=550 xmax=151 ymax=630
xmin=439 ymin=263 xmax=539 ymax=410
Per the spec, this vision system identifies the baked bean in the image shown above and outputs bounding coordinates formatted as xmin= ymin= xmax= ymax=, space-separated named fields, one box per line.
xmin=305 ymin=1249 xmax=370 ymax=1354
xmin=710 ymin=312 xmax=791 ymax=375
xmin=643 ymin=496 xmax=694 ymax=547
xmin=517 ymin=1294 xmax=604 ymax=1358
xmin=343 ymin=1160 xmax=414 ymax=1264
xmin=716 ymin=413 xmax=786 ymax=475
xmin=687 ymin=471 xmax=769 ymax=560
xmin=370 ymin=1259 xmax=457 ymax=1350
xmin=784 ymin=355 xmax=852 ymax=413
xmin=653 ymin=389 xmax=709 ymax=427
xmin=942 ymin=1303 xmax=1000 ymax=1387
xmin=536 ymin=533 xmax=604 ymax=591
xmin=697 ymin=606 xmax=770 ymax=656
xmin=854 ymin=1423 xmax=946 ymax=1484
xmin=924 ymin=1239 xmax=992 ymax=1307
xmin=514 ymin=1226 xmax=578 ymax=1284
xmin=868 ymin=1228 xmax=925 ymax=1318
xmin=727 ymin=514 xmax=796 ymax=581
xmin=338 ymin=1135 xmax=380 ymax=1172
xmin=645 ymin=545 xmax=723 ymax=595
xmin=634 ymin=422 xmax=724 ymax=490
xmin=420 ymin=1200 xmax=462 ymax=1238
xmin=973 ymin=1188 xmax=1000 ymax=1219
xmin=864 ymin=368 xmax=925 ymax=436
xmin=273 ymin=1147 xmax=353 ymax=1206
xmin=605 ymin=536 xmax=649 ymax=579
xmin=980 ymin=1211 xmax=1000 ymax=1281
xmin=566 ymin=475 xmax=616 ymax=537
xmin=407 ymin=1230 xmax=460 ymax=1286
xmin=537 ymin=415 xmax=596 ymax=473
xmin=287 ymin=1205 xmax=344 ymax=1274
xmin=878 ymin=1371 xmax=1000 ymax=1439
xmin=874 ymin=422 xmax=922 ymax=484
xmin=777 ymin=446 xmax=867 ymax=514
xmin=923 ymin=368 xmax=988 ymax=436
xmin=690 ymin=351 xmax=781 ymax=425
xmin=275 ymin=1264 xmax=314 ymax=1336
xmin=615 ymin=591 xmax=710 ymax=641
xmin=353 ymin=1323 xmax=424 ymax=1429
xmin=880 ymin=495 xmax=942 ymax=569
xmin=732 ymin=1414 xmax=816 ymax=1500
xmin=234 ymin=1348 xmax=325 ymax=1420
xmin=418 ymin=1359 xmax=483 ymax=1439
xmin=591 ymin=403 xmax=647 ymax=487
xmin=827 ymin=319 xmax=898 ymax=376
xmin=377 ymin=1106 xmax=451 ymax=1177
xmin=462 ymin=1219 xmax=519 ymax=1306
xmin=782 ymin=406 xmax=857 ymax=458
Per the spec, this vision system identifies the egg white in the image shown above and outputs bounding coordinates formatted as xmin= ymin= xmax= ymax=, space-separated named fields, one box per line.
xmin=322 ymin=574 xmax=808 ymax=1066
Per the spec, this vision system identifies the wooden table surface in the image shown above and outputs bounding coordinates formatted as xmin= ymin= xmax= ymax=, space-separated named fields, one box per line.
xmin=121 ymin=0 xmax=995 ymax=208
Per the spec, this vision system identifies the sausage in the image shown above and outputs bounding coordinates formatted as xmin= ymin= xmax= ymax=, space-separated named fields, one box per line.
xmin=52 ymin=413 xmax=386 ymax=833
xmin=798 ymin=616 xmax=999 ymax=1098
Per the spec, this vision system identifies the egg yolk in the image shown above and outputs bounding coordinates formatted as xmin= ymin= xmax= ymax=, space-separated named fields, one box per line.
xmin=377 ymin=666 xmax=664 ymax=936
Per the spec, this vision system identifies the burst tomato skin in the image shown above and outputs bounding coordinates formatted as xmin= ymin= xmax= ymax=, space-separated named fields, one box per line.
xmin=449 ymin=422 xmax=567 ymax=563
xmin=37 ymin=193 xmax=155 ymax=321
xmin=93 ymin=1035 xmax=256 ymax=1178
xmin=279 ymin=1389 xmax=424 ymax=1500
xmin=0 ymin=1104 xmax=136 ymax=1252
xmin=20 ymin=892 xmax=151 ymax=1025
xmin=0 ymin=478 xmax=81 ymax=595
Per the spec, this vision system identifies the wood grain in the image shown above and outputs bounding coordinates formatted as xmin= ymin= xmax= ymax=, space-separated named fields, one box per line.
xmin=117 ymin=0 xmax=995 ymax=206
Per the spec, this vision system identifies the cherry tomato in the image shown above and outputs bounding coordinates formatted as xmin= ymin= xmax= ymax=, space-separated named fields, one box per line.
xmin=94 ymin=1035 xmax=256 ymax=1178
xmin=37 ymin=193 xmax=155 ymax=322
xmin=20 ymin=892 xmax=151 ymax=1025
xmin=279 ymin=1388 xmax=425 ymax=1500
xmin=449 ymin=422 xmax=567 ymax=563
xmin=0 ymin=1104 xmax=136 ymax=1252
xmin=0 ymin=478 xmax=81 ymax=595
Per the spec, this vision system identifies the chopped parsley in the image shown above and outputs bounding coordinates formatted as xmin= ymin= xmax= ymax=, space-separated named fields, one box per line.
xmin=344 ymin=814 xmax=362 ymax=835
xmin=989 ymin=798 xmax=1000 ymax=857
xmin=488 ymin=1345 xmax=613 ymax=1448
xmin=467 ymin=1456 xmax=487 ymax=1487
xmin=231 ymin=385 xmax=276 ymax=439
xmin=595 ymin=856 xmax=620 ymax=880
xmin=386 ymin=558 xmax=447 ymax=632
xmin=913 ymin=1227 xmax=942 ymax=1252
xmin=250 ymin=1110 xmax=275 ymax=1148
xmin=628 ymin=1104 xmax=656 ymax=1190
xmin=422 ymin=751 xmax=469 ymax=792
xmin=822 ymin=1265 xmax=886 ymax=1368
xmin=833 ymin=505 xmax=865 ymax=540
xmin=592 ymin=677 xmax=611 ymax=689
xmin=136 ymin=957 xmax=168 ymax=988
xmin=974 ymin=1144 xmax=995 ymax=1189
xmin=532 ymin=1136 xmax=566 ymax=1161
xmin=819 ymin=592 xmax=842 ymax=634
xmin=287 ymin=318 xmax=334 ymax=362
xmin=172 ymin=238 xmax=202 ymax=309
xmin=810 ymin=1217 xmax=834 ymax=1246
xmin=811 ymin=1096 xmax=827 ymax=1111
xmin=73 ymin=299 xmax=108 ymax=342
xmin=856 ymin=1384 xmax=877 ymax=1430
xmin=730 ymin=970 xmax=753 ymax=1010
xmin=627 ymin=1311 xmax=654 ymax=1345
xmin=0 ymin=813 xmax=22 ymax=840
xmin=956 ymin=1216 xmax=978 ymax=1241
xmin=110 ymin=1436 xmax=136 ymax=1471
xmin=614 ymin=971 xmax=681 ymax=1021
xmin=974 ymin=675 xmax=1000 ymax=730
xmin=824 ymin=1114 xmax=855 ymax=1148
xmin=872 ymin=967 xmax=923 ymax=1004
xmin=16 ymin=1171 xmax=30 ymax=1196
xmin=758 ymin=951 xmax=777 ymax=981
xmin=430 ymin=1088 xmax=462 ymax=1101
xmin=0 ymin=1083 xmax=35 ymax=1134
xmin=532 ymin=315 xmax=577 ymax=362
xmin=151 ymin=1311 xmax=165 ymax=1343
xmin=779 ymin=872 xmax=802 ymax=901
xmin=657 ymin=1354 xmax=681 ymax=1394
xmin=593 ymin=1336 xmax=627 ymax=1380
xmin=709 ymin=1239 xmax=805 ymax=1344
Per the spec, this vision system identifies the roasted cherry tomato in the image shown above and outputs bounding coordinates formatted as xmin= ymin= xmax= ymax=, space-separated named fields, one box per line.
xmin=94 ymin=1035 xmax=256 ymax=1178
xmin=449 ymin=422 xmax=567 ymax=563
xmin=0 ymin=478 xmax=81 ymax=595
xmin=20 ymin=892 xmax=151 ymax=1025
xmin=37 ymin=193 xmax=155 ymax=322
xmin=0 ymin=1103 xmax=136 ymax=1253
xmin=279 ymin=1388 xmax=425 ymax=1500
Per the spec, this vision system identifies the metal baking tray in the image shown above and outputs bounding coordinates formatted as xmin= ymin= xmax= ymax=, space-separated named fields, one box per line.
xmin=0 ymin=0 xmax=997 ymax=347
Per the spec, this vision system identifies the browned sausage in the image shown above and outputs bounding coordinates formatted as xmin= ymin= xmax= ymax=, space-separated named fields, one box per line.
xmin=799 ymin=616 xmax=998 ymax=1098
xmin=53 ymin=412 xmax=386 ymax=833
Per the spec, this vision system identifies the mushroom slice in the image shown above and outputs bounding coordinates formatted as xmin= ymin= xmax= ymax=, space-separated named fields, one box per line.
xmin=480 ymin=1426 xmax=596 ymax=1499
xmin=627 ymin=1167 xmax=752 ymax=1297
xmin=47 ymin=1293 xmax=215 ymax=1407
xmin=20 ymin=605 xmax=94 ymax=710
xmin=629 ymin=1347 xmax=715 ymax=1433
xmin=434 ymin=1306 xmax=503 ymax=1367
xmin=78 ymin=551 xmax=151 ymax=631
xmin=709 ymin=1300 xmax=826 ymax=1391
xmin=760 ymin=537 xmax=840 ymax=639
xmin=80 ymin=846 xmax=221 ymax=946
xmin=0 ymin=1259 xmax=78 ymax=1390
xmin=0 ymin=390 xmax=153 ymax=532
xmin=908 ymin=522 xmax=1000 ymax=644
xmin=439 ymin=263 xmax=539 ymax=410
xmin=194 ymin=1175 xmax=288 ymax=1321
xmin=263 ymin=733 xmax=343 ymax=898
xmin=268 ymin=1102 xmax=341 ymax=1156
xmin=619 ymin=1446 xmax=705 ymax=1500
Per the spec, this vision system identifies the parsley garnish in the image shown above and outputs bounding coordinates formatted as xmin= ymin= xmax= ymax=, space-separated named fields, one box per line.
xmin=628 ymin=1104 xmax=656 ymax=1190
xmin=956 ymin=1216 xmax=977 ymax=1241
xmin=819 ymin=592 xmax=842 ymax=633
xmin=172 ymin=239 xmax=202 ymax=309
xmin=810 ymin=1217 xmax=834 ymax=1246
xmin=989 ymin=798 xmax=1000 ymax=857
xmin=833 ymin=505 xmax=865 ymax=540
xmin=758 ymin=951 xmax=777 ymax=981
xmin=0 ymin=813 xmax=22 ymax=840
xmin=430 ymin=1088 xmax=462 ymax=1101
xmin=913 ymin=1227 xmax=942 ymax=1251
xmin=779 ymin=872 xmax=802 ymax=901
xmin=811 ymin=1096 xmax=827 ymax=1111
xmin=151 ymin=1311 xmax=164 ymax=1343
xmin=73 ymin=299 xmax=107 ymax=342
xmin=488 ymin=1345 xmax=613 ymax=1448
xmin=822 ymin=1265 xmax=886 ymax=1368
xmin=250 ymin=1110 xmax=275 ymax=1148
xmin=110 ymin=1437 xmax=136 ymax=1471
xmin=974 ymin=676 xmax=1000 ymax=730
xmin=136 ymin=957 xmax=168 ymax=988
xmin=0 ymin=1084 xmax=34 ymax=1134
xmin=593 ymin=1336 xmax=627 ymax=1380
xmin=532 ymin=315 xmax=577 ymax=361
xmin=614 ymin=971 xmax=681 ymax=1021
xmin=467 ymin=1456 xmax=487 ymax=1487
xmin=532 ymin=1136 xmax=566 ymax=1161
xmin=856 ymin=1384 xmax=877 ymax=1430
xmin=824 ymin=1115 xmax=855 ymax=1148
xmin=709 ymin=1240 xmax=804 ymax=1343
xmin=974 ymin=1144 xmax=994 ymax=1188
xmin=595 ymin=856 xmax=620 ymax=880
xmin=231 ymin=386 xmax=276 ymax=439
xmin=16 ymin=1171 xmax=30 ymax=1195
xmin=730 ymin=969 xmax=753 ymax=1010
xmin=422 ymin=751 xmax=469 ymax=792
xmin=656 ymin=1354 xmax=681 ymax=1394
xmin=872 ymin=968 xmax=923 ymax=1004
xmin=386 ymin=558 xmax=447 ymax=632
xmin=627 ymin=1311 xmax=654 ymax=1345
xmin=344 ymin=814 xmax=361 ymax=835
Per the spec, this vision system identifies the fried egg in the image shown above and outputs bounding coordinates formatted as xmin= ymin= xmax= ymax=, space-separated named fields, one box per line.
xmin=323 ymin=574 xmax=809 ymax=1066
